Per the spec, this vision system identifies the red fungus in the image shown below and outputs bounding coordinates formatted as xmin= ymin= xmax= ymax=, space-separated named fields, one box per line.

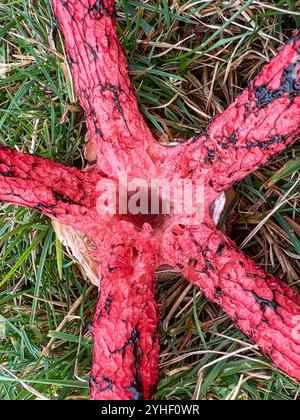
xmin=0 ymin=0 xmax=299 ymax=400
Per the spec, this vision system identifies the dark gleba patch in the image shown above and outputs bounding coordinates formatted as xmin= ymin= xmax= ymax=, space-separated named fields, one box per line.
xmin=254 ymin=60 xmax=300 ymax=108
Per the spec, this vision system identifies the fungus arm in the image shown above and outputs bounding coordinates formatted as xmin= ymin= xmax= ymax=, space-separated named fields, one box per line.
xmin=90 ymin=225 xmax=159 ymax=400
xmin=51 ymin=0 xmax=161 ymax=177
xmin=161 ymin=223 xmax=300 ymax=379
xmin=0 ymin=146 xmax=102 ymax=233
xmin=168 ymin=32 xmax=300 ymax=192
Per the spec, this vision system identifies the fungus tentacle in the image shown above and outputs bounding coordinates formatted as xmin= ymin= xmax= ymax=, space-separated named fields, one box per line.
xmin=161 ymin=223 xmax=300 ymax=379
xmin=90 ymin=224 xmax=159 ymax=400
xmin=0 ymin=146 xmax=104 ymax=235
xmin=52 ymin=0 xmax=162 ymax=177
xmin=167 ymin=32 xmax=300 ymax=192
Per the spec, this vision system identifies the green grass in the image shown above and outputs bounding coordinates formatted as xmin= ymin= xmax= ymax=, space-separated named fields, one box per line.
xmin=0 ymin=0 xmax=299 ymax=400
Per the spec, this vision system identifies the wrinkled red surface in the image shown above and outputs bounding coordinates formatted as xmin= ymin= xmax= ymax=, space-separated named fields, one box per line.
xmin=90 ymin=224 xmax=159 ymax=400
xmin=51 ymin=0 xmax=162 ymax=178
xmin=161 ymin=223 xmax=300 ymax=379
xmin=165 ymin=34 xmax=300 ymax=191
xmin=0 ymin=0 xmax=299 ymax=400
xmin=0 ymin=146 xmax=106 ymax=238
